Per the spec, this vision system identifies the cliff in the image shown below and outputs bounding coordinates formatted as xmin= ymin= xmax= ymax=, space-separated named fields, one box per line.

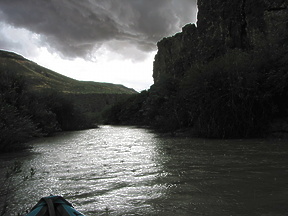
xmin=105 ymin=0 xmax=288 ymax=138
xmin=153 ymin=0 xmax=288 ymax=83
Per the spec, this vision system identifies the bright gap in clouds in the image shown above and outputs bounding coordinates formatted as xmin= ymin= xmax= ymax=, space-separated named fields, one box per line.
xmin=33 ymin=47 xmax=155 ymax=92
xmin=0 ymin=0 xmax=198 ymax=92
xmin=1 ymin=22 xmax=155 ymax=92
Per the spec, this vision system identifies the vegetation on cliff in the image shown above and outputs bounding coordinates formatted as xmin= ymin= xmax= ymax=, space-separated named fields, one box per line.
xmin=104 ymin=0 xmax=288 ymax=138
xmin=104 ymin=40 xmax=288 ymax=138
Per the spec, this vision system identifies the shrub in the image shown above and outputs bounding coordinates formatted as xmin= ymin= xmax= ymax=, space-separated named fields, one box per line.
xmin=181 ymin=49 xmax=275 ymax=138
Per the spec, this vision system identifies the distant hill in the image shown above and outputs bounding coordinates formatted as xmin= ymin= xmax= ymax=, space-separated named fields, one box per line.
xmin=0 ymin=50 xmax=138 ymax=151
xmin=0 ymin=50 xmax=137 ymax=95
xmin=0 ymin=49 xmax=137 ymax=122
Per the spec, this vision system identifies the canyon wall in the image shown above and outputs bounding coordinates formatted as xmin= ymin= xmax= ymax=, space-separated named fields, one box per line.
xmin=153 ymin=0 xmax=288 ymax=83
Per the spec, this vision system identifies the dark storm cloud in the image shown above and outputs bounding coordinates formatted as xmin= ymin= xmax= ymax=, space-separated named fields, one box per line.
xmin=0 ymin=0 xmax=197 ymax=59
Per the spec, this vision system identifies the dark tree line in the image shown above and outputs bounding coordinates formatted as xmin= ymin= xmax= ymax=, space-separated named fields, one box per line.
xmin=0 ymin=71 xmax=95 ymax=152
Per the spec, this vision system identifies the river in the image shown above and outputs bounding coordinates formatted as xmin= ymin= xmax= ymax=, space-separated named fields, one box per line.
xmin=1 ymin=125 xmax=288 ymax=215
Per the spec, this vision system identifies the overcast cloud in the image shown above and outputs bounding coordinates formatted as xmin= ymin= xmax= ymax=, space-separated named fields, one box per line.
xmin=0 ymin=0 xmax=197 ymax=60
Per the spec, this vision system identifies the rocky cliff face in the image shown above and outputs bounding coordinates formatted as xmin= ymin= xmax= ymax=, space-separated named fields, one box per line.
xmin=153 ymin=0 xmax=288 ymax=83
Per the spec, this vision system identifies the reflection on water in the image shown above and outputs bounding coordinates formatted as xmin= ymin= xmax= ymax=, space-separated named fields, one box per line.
xmin=1 ymin=125 xmax=288 ymax=215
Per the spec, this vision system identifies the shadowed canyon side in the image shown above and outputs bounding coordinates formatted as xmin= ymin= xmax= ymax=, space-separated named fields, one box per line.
xmin=0 ymin=50 xmax=137 ymax=151
xmin=105 ymin=0 xmax=288 ymax=138
xmin=153 ymin=0 xmax=288 ymax=83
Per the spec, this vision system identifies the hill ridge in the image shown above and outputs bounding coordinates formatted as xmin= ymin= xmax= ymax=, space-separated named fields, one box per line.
xmin=0 ymin=49 xmax=137 ymax=95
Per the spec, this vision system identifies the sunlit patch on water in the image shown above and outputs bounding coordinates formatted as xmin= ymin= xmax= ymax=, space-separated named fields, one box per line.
xmin=1 ymin=125 xmax=288 ymax=215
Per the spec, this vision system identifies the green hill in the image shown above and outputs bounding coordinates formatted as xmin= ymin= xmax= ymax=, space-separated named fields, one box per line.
xmin=0 ymin=50 xmax=137 ymax=151
xmin=0 ymin=50 xmax=136 ymax=94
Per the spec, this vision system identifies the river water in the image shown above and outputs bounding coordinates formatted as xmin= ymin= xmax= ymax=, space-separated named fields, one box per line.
xmin=1 ymin=125 xmax=288 ymax=216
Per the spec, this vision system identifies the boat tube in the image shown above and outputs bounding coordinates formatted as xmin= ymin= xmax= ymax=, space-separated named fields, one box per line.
xmin=25 ymin=196 xmax=85 ymax=216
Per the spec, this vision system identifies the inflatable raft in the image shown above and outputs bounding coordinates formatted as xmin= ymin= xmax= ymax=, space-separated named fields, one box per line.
xmin=26 ymin=196 xmax=85 ymax=216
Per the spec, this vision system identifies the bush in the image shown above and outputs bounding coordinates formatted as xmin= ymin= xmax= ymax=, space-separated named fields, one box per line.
xmin=0 ymin=70 xmax=96 ymax=151
xmin=103 ymin=90 xmax=149 ymax=125
xmin=0 ymin=103 xmax=39 ymax=151
xmin=0 ymin=71 xmax=40 ymax=151
xmin=181 ymin=49 xmax=283 ymax=138
xmin=0 ymin=161 xmax=35 ymax=215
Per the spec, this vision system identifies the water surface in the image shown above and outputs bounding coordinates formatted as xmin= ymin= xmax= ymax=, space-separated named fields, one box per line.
xmin=1 ymin=125 xmax=288 ymax=215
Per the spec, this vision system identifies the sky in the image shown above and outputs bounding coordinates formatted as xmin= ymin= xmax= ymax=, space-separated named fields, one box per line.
xmin=0 ymin=0 xmax=197 ymax=91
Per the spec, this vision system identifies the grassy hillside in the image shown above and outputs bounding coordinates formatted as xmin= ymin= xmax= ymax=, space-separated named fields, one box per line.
xmin=0 ymin=50 xmax=136 ymax=95
xmin=0 ymin=50 xmax=137 ymax=151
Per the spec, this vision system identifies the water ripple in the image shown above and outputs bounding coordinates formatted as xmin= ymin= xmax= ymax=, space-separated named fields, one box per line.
xmin=1 ymin=126 xmax=288 ymax=215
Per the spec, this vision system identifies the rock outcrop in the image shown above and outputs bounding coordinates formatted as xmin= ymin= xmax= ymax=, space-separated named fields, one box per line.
xmin=153 ymin=0 xmax=288 ymax=83
xmin=105 ymin=0 xmax=288 ymax=138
